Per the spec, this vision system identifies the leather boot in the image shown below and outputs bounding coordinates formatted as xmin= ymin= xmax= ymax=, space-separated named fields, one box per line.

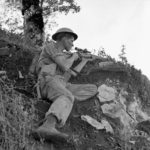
xmin=35 ymin=114 xmax=69 ymax=142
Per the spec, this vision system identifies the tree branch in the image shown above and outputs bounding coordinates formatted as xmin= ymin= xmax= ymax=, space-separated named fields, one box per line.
xmin=40 ymin=0 xmax=44 ymax=7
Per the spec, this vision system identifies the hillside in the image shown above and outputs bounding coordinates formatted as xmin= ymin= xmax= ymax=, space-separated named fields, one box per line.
xmin=1 ymin=30 xmax=150 ymax=150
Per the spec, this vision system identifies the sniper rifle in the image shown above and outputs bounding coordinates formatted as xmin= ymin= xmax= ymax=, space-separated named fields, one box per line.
xmin=64 ymin=47 xmax=107 ymax=61
xmin=74 ymin=47 xmax=106 ymax=61
xmin=63 ymin=47 xmax=105 ymax=82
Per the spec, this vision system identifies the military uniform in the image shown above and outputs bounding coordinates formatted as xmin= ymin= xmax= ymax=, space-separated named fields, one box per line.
xmin=37 ymin=40 xmax=97 ymax=127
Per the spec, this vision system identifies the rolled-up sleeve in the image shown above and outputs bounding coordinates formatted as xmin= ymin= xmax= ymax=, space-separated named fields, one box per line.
xmin=37 ymin=41 xmax=65 ymax=75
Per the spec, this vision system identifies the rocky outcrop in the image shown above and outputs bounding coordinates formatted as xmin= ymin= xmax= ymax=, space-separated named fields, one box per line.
xmin=97 ymin=84 xmax=150 ymax=142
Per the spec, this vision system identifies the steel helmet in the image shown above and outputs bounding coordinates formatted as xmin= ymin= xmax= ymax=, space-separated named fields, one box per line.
xmin=52 ymin=27 xmax=78 ymax=41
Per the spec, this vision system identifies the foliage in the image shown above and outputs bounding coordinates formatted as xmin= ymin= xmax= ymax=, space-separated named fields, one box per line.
xmin=0 ymin=78 xmax=37 ymax=150
xmin=0 ymin=0 xmax=23 ymax=34
xmin=0 ymin=0 xmax=80 ymax=35
xmin=5 ymin=0 xmax=80 ymax=15
xmin=97 ymin=47 xmax=115 ymax=62
xmin=118 ymin=45 xmax=128 ymax=65
xmin=41 ymin=0 xmax=80 ymax=16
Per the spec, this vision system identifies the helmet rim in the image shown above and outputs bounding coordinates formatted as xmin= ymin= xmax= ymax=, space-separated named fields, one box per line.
xmin=52 ymin=27 xmax=78 ymax=41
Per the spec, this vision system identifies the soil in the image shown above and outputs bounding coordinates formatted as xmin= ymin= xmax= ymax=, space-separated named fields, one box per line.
xmin=1 ymin=38 xmax=150 ymax=150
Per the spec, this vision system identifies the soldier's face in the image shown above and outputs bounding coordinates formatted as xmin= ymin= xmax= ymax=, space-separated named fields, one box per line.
xmin=62 ymin=35 xmax=74 ymax=51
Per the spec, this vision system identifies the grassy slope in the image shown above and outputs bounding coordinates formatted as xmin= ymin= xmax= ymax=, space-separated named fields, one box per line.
xmin=1 ymin=31 xmax=150 ymax=150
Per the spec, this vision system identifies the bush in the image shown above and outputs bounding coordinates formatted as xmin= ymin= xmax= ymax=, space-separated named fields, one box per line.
xmin=0 ymin=78 xmax=37 ymax=150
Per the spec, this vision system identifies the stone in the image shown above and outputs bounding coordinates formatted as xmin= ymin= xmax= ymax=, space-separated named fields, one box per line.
xmin=101 ymin=118 xmax=114 ymax=134
xmin=81 ymin=115 xmax=104 ymax=130
xmin=97 ymin=84 xmax=117 ymax=102
xmin=97 ymin=84 xmax=150 ymax=140
xmin=81 ymin=115 xmax=114 ymax=133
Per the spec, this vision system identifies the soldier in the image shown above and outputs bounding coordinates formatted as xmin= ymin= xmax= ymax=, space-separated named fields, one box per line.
xmin=35 ymin=27 xmax=97 ymax=140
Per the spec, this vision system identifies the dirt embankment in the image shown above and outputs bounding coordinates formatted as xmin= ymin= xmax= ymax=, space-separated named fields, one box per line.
xmin=1 ymin=37 xmax=150 ymax=150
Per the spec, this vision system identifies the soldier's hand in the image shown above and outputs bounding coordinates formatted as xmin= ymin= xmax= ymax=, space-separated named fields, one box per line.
xmin=73 ymin=52 xmax=79 ymax=61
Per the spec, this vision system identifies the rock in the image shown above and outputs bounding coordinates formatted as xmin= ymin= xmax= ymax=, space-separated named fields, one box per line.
xmin=81 ymin=115 xmax=104 ymax=130
xmin=18 ymin=70 xmax=24 ymax=79
xmin=101 ymin=102 xmax=133 ymax=127
xmin=97 ymin=84 xmax=131 ymax=127
xmin=128 ymin=100 xmax=150 ymax=122
xmin=81 ymin=115 xmax=114 ymax=133
xmin=101 ymin=119 xmax=114 ymax=134
xmin=97 ymin=83 xmax=150 ymax=141
xmin=97 ymin=84 xmax=117 ymax=102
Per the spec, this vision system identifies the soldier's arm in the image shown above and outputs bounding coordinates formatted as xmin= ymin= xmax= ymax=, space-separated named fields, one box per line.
xmin=53 ymin=52 xmax=79 ymax=74
xmin=72 ymin=58 xmax=89 ymax=75
xmin=44 ymin=42 xmax=79 ymax=75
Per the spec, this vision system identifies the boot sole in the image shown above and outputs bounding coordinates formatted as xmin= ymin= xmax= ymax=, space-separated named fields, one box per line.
xmin=31 ymin=130 xmax=72 ymax=145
